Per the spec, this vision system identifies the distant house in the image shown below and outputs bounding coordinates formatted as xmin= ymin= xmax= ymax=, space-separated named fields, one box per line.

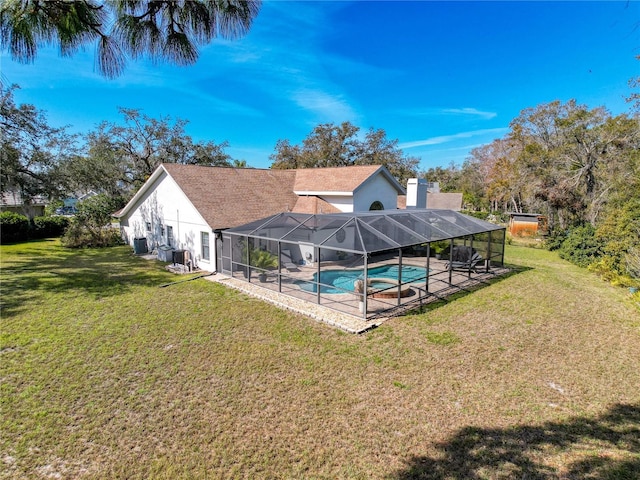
xmin=115 ymin=164 xmax=405 ymax=272
xmin=57 ymin=191 xmax=99 ymax=215
xmin=397 ymin=179 xmax=463 ymax=211
xmin=425 ymin=192 xmax=464 ymax=211
xmin=0 ymin=191 xmax=47 ymax=219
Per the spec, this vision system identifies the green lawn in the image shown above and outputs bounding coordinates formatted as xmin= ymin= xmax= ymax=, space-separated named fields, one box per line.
xmin=1 ymin=239 xmax=639 ymax=479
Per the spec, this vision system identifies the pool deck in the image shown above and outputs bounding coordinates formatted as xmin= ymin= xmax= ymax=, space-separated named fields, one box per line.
xmin=205 ymin=258 xmax=510 ymax=334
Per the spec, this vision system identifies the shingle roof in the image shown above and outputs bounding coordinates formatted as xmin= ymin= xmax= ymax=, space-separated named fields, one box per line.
xmin=162 ymin=164 xmax=299 ymax=229
xmin=427 ymin=192 xmax=463 ymax=211
xmin=293 ymin=165 xmax=385 ymax=193
xmin=118 ymin=164 xmax=402 ymax=230
xmin=397 ymin=192 xmax=463 ymax=211
xmin=291 ymin=195 xmax=342 ymax=214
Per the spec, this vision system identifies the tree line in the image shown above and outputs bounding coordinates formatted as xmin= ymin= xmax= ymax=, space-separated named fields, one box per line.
xmin=0 ymin=82 xmax=420 ymax=245
xmin=1 ymin=82 xmax=421 ymax=205
xmin=2 ymin=81 xmax=638 ymax=287
xmin=422 ymin=99 xmax=639 ymax=286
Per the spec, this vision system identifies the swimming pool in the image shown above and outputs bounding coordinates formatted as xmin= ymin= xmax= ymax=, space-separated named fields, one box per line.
xmin=294 ymin=264 xmax=428 ymax=294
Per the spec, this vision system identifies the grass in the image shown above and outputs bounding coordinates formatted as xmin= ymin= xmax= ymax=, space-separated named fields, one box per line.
xmin=1 ymin=240 xmax=639 ymax=479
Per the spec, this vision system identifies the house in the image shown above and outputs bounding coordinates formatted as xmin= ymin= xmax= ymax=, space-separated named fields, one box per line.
xmin=0 ymin=191 xmax=47 ymax=218
xmin=115 ymin=164 xmax=405 ymax=272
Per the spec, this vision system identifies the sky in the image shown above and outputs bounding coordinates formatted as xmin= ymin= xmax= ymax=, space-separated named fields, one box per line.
xmin=1 ymin=1 xmax=639 ymax=172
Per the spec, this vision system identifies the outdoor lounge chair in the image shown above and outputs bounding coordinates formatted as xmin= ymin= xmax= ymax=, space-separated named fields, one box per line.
xmin=445 ymin=246 xmax=484 ymax=276
xmin=281 ymin=249 xmax=300 ymax=272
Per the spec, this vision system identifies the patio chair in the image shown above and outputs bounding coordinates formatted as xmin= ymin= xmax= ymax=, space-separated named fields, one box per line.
xmin=281 ymin=249 xmax=300 ymax=272
xmin=445 ymin=246 xmax=484 ymax=276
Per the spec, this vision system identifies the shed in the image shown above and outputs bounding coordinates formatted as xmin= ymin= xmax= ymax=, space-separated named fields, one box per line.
xmin=507 ymin=213 xmax=548 ymax=237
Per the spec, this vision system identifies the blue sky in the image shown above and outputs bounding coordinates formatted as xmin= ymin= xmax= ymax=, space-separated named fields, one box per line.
xmin=2 ymin=1 xmax=638 ymax=171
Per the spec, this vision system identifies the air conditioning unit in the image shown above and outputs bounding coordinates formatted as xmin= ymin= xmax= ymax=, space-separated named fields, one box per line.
xmin=157 ymin=245 xmax=173 ymax=262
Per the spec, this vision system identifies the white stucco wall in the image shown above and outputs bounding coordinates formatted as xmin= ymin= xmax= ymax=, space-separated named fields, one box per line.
xmin=119 ymin=171 xmax=216 ymax=272
xmin=321 ymin=174 xmax=399 ymax=213
xmin=353 ymin=174 xmax=399 ymax=211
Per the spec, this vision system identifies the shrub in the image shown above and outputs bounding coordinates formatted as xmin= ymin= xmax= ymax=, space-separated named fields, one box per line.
xmin=61 ymin=194 xmax=124 ymax=248
xmin=32 ymin=215 xmax=70 ymax=238
xmin=557 ymin=224 xmax=603 ymax=268
xmin=461 ymin=210 xmax=490 ymax=220
xmin=545 ymin=228 xmax=568 ymax=251
xmin=505 ymin=232 xmax=513 ymax=245
xmin=587 ymin=257 xmax=631 ymax=287
xmin=626 ymin=247 xmax=640 ymax=283
xmin=0 ymin=211 xmax=30 ymax=243
xmin=61 ymin=223 xmax=123 ymax=248
xmin=595 ymin=199 xmax=640 ymax=278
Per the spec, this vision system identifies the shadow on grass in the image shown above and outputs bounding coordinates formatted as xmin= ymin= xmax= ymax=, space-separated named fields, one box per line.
xmin=1 ymin=241 xmax=174 ymax=317
xmin=390 ymin=403 xmax=640 ymax=479
xmin=398 ymin=264 xmax=532 ymax=317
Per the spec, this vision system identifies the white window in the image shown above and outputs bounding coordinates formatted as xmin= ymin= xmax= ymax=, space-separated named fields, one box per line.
xmin=201 ymin=232 xmax=210 ymax=261
xmin=146 ymin=222 xmax=151 ymax=232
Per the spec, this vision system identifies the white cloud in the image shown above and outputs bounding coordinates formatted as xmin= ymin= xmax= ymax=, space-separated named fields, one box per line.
xmin=395 ymin=107 xmax=498 ymax=120
xmin=442 ymin=107 xmax=497 ymax=119
xmin=399 ymin=127 xmax=508 ymax=149
xmin=292 ymin=89 xmax=359 ymax=124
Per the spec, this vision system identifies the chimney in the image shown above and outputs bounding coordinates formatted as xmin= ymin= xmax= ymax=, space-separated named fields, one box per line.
xmin=406 ymin=178 xmax=427 ymax=209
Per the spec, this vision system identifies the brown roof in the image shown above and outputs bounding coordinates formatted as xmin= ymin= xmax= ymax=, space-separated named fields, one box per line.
xmin=162 ymin=164 xmax=299 ymax=229
xmin=121 ymin=164 xmax=401 ymax=229
xmin=397 ymin=192 xmax=463 ymax=211
xmin=293 ymin=165 xmax=383 ymax=192
xmin=291 ymin=196 xmax=342 ymax=215
xmin=428 ymin=192 xmax=463 ymax=211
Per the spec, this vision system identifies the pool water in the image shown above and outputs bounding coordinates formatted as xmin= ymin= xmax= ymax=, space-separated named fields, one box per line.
xmin=295 ymin=264 xmax=428 ymax=294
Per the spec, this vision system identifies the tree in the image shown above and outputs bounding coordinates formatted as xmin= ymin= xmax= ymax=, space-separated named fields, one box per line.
xmin=0 ymin=83 xmax=77 ymax=202
xmin=61 ymin=193 xmax=124 ymax=247
xmin=1 ymin=0 xmax=261 ymax=78
xmin=270 ymin=122 xmax=419 ymax=186
xmin=419 ymin=164 xmax=462 ymax=192
xmin=63 ymin=107 xmax=233 ymax=196
xmin=626 ymin=55 xmax=640 ymax=115
xmin=464 ymin=138 xmax=527 ymax=213
xmin=354 ymin=128 xmax=420 ymax=186
xmin=508 ymin=100 xmax=637 ymax=229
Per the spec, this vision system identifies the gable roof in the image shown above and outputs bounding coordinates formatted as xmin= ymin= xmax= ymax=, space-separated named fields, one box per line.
xmin=161 ymin=164 xmax=299 ymax=229
xmin=293 ymin=165 xmax=405 ymax=195
xmin=116 ymin=164 xmax=404 ymax=230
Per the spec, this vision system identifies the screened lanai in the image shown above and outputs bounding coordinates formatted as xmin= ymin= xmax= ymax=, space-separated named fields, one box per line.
xmin=220 ymin=209 xmax=506 ymax=320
